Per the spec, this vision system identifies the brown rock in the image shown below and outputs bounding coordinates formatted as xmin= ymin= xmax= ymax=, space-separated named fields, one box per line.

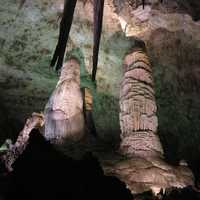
xmin=44 ymin=58 xmax=85 ymax=143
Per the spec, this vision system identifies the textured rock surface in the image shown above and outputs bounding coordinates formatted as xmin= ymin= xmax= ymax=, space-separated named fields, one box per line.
xmin=44 ymin=58 xmax=85 ymax=142
xmin=1 ymin=112 xmax=44 ymax=171
xmin=0 ymin=0 xmax=126 ymax=143
xmin=103 ymin=47 xmax=194 ymax=195
xmin=111 ymin=0 xmax=200 ymax=165
xmin=103 ymin=156 xmax=194 ymax=195
xmin=119 ymin=48 xmax=163 ymax=158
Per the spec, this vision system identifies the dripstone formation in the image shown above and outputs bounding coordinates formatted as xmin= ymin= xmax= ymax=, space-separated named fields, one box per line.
xmin=119 ymin=47 xmax=163 ymax=158
xmin=103 ymin=46 xmax=194 ymax=195
xmin=44 ymin=58 xmax=85 ymax=143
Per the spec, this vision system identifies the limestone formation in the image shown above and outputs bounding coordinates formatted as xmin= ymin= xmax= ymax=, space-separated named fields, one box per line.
xmin=0 ymin=112 xmax=44 ymax=171
xmin=0 ymin=59 xmax=94 ymax=170
xmin=103 ymin=156 xmax=194 ymax=195
xmin=44 ymin=58 xmax=85 ymax=143
xmin=119 ymin=47 xmax=163 ymax=158
xmin=102 ymin=47 xmax=195 ymax=195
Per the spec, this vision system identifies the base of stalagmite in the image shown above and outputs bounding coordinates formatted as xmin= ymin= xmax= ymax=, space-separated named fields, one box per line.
xmin=102 ymin=154 xmax=194 ymax=195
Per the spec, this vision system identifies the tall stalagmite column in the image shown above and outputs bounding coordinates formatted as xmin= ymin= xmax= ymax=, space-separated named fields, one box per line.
xmin=102 ymin=45 xmax=194 ymax=194
xmin=119 ymin=46 xmax=163 ymax=158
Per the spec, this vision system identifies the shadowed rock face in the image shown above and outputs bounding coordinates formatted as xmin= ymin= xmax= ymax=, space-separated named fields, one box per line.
xmin=1 ymin=113 xmax=44 ymax=172
xmin=1 ymin=130 xmax=133 ymax=200
xmin=119 ymin=47 xmax=163 ymax=158
xmin=0 ymin=132 xmax=198 ymax=199
xmin=44 ymin=58 xmax=85 ymax=142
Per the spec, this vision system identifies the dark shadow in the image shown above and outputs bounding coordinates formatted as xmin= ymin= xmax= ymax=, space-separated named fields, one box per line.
xmin=0 ymin=129 xmax=132 ymax=200
xmin=0 ymin=129 xmax=200 ymax=200
xmin=0 ymin=94 xmax=24 ymax=146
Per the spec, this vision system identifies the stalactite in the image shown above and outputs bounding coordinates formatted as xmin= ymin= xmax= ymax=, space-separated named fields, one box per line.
xmin=51 ymin=0 xmax=77 ymax=71
xmin=18 ymin=0 xmax=26 ymax=9
xmin=50 ymin=0 xmax=104 ymax=80
xmin=142 ymin=0 xmax=145 ymax=9
xmin=92 ymin=0 xmax=105 ymax=81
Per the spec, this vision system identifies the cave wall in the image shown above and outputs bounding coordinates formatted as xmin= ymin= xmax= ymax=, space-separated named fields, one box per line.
xmin=148 ymin=29 xmax=200 ymax=164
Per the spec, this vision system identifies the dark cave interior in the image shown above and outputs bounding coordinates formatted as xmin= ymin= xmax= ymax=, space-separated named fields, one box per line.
xmin=0 ymin=129 xmax=200 ymax=200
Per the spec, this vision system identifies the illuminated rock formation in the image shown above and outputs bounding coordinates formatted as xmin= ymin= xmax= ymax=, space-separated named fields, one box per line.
xmin=0 ymin=58 xmax=96 ymax=170
xmin=103 ymin=45 xmax=194 ymax=195
xmin=119 ymin=46 xmax=163 ymax=158
xmin=44 ymin=58 xmax=85 ymax=143
xmin=1 ymin=112 xmax=44 ymax=171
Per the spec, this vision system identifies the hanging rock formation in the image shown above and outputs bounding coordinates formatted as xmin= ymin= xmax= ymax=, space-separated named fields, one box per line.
xmin=44 ymin=58 xmax=85 ymax=143
xmin=102 ymin=45 xmax=194 ymax=195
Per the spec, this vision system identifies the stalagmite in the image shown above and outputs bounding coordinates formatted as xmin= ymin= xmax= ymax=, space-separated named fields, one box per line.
xmin=119 ymin=46 xmax=163 ymax=158
xmin=0 ymin=112 xmax=44 ymax=171
xmin=0 ymin=58 xmax=95 ymax=170
xmin=44 ymin=58 xmax=85 ymax=144
xmin=102 ymin=44 xmax=194 ymax=195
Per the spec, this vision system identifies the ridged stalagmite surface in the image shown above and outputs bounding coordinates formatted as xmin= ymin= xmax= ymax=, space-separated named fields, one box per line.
xmin=102 ymin=46 xmax=194 ymax=195
xmin=119 ymin=47 xmax=163 ymax=158
xmin=44 ymin=58 xmax=85 ymax=143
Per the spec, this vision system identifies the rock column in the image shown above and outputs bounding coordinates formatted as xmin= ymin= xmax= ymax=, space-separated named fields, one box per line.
xmin=119 ymin=47 xmax=163 ymax=158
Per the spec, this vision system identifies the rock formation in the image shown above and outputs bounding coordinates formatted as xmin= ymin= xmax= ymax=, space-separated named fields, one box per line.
xmin=44 ymin=58 xmax=85 ymax=143
xmin=103 ymin=45 xmax=194 ymax=195
xmin=1 ymin=112 xmax=44 ymax=171
xmin=0 ymin=58 xmax=96 ymax=170
xmin=119 ymin=45 xmax=163 ymax=158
